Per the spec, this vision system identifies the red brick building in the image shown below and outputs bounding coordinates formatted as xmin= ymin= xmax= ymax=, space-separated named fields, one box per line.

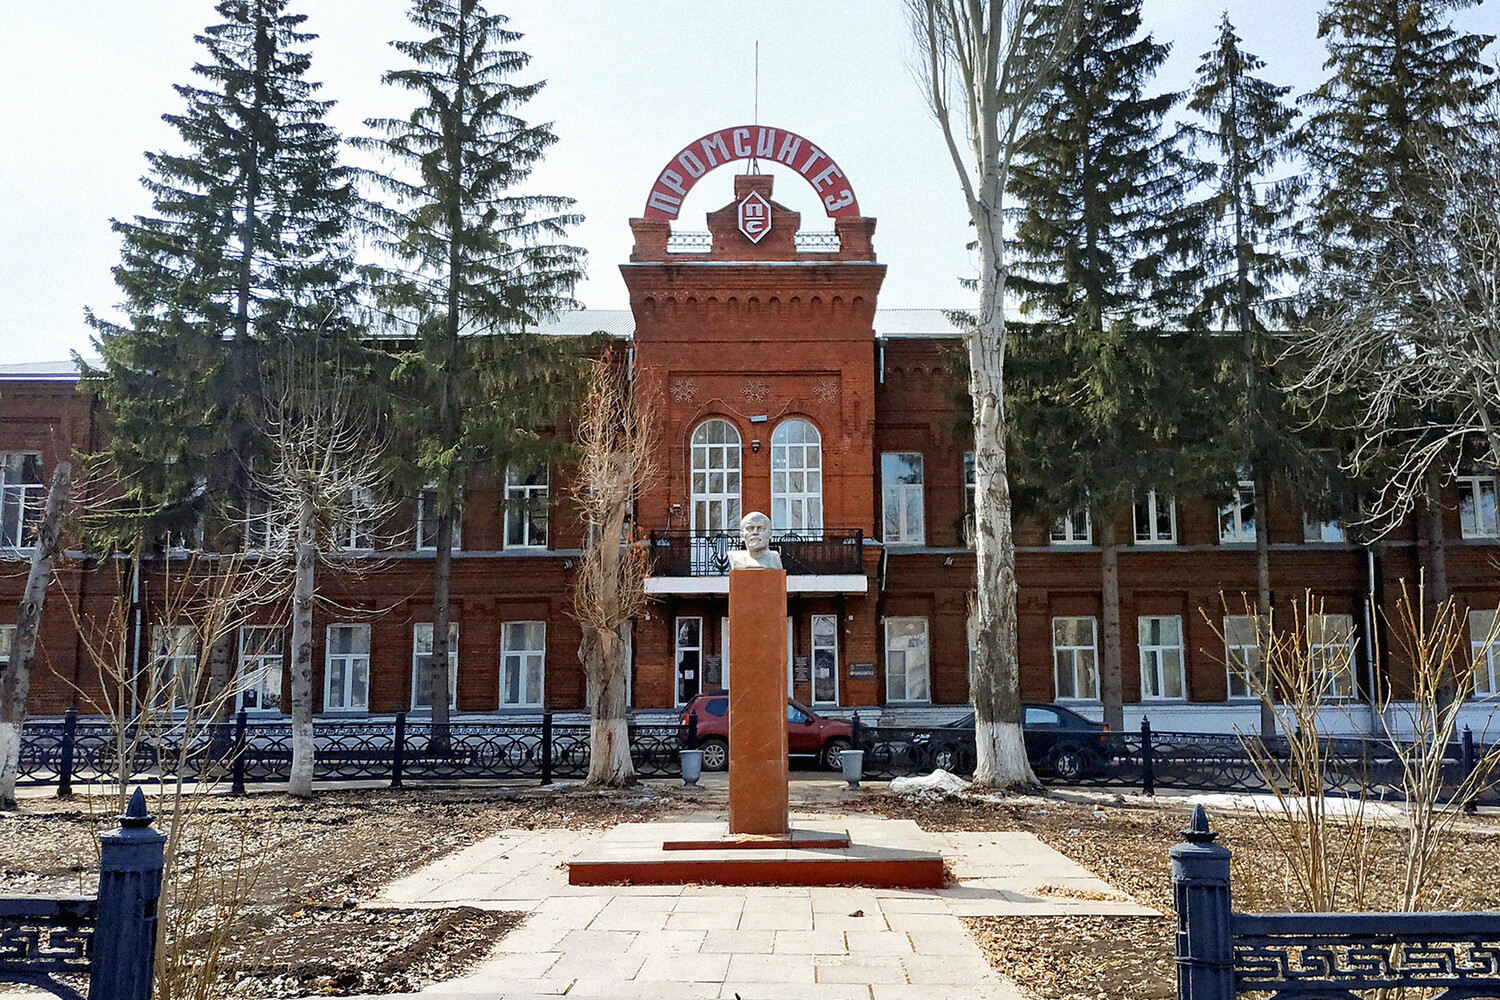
xmin=6 ymin=129 xmax=1500 ymax=736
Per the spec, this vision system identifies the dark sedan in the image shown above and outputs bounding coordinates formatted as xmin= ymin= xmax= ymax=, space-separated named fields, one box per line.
xmin=915 ymin=703 xmax=1109 ymax=778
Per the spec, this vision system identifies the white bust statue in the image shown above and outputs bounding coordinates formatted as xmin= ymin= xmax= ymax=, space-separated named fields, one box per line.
xmin=729 ymin=511 xmax=783 ymax=570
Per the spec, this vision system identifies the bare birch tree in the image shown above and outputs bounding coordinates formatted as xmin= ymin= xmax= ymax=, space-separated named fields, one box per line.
xmin=0 ymin=462 xmax=71 ymax=808
xmin=256 ymin=360 xmax=391 ymax=798
xmin=571 ymin=358 xmax=657 ymax=787
xmin=909 ymin=0 xmax=1084 ymax=786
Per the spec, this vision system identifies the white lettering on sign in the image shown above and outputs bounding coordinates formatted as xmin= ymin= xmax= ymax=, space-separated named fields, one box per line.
xmin=775 ymin=134 xmax=802 ymax=166
xmin=701 ymin=133 xmax=730 ymax=166
xmin=642 ymin=126 xmax=861 ymax=221
xmin=755 ymin=127 xmax=778 ymax=158
xmin=738 ymin=190 xmax=772 ymax=243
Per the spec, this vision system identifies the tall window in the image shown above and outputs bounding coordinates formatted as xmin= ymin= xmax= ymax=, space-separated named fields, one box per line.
xmin=1052 ymin=617 xmax=1099 ymax=700
xmin=151 ymin=624 xmax=197 ymax=711
xmin=811 ymin=614 xmax=838 ymax=705
xmin=237 ymin=625 xmax=285 ymax=713
xmin=1218 ymin=480 xmax=1256 ymax=544
xmin=675 ymin=616 xmax=703 ymax=706
xmin=882 ymin=453 xmax=925 ymax=545
xmin=344 ymin=487 xmax=375 ymax=551
xmin=690 ymin=419 xmax=742 ymax=535
xmin=244 ymin=493 xmax=289 ymax=552
xmin=0 ymin=624 xmax=12 ymax=672
xmin=963 ymin=452 xmax=976 ymax=546
xmin=1469 ymin=609 xmax=1499 ymax=697
xmin=1459 ymin=475 xmax=1500 ymax=538
xmin=504 ymin=467 xmax=549 ymax=548
xmin=324 ymin=624 xmax=370 ymax=712
xmin=501 ymin=622 xmax=546 ymax=708
xmin=883 ymin=617 xmax=930 ymax=703
xmin=1051 ymin=509 xmax=1092 ymax=545
xmin=1134 ymin=490 xmax=1176 ymax=544
xmin=417 ymin=487 xmax=461 ymax=550
xmin=0 ymin=453 xmax=43 ymax=551
xmin=771 ymin=419 xmax=822 ymax=533
xmin=1307 ymin=613 xmax=1357 ymax=699
xmin=1223 ymin=616 xmax=1260 ymax=700
xmin=411 ymin=623 xmax=459 ymax=710
xmin=1139 ymin=615 xmax=1186 ymax=700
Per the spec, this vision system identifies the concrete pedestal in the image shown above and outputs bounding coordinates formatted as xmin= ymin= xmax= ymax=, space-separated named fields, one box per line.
xmin=728 ymin=567 xmax=789 ymax=835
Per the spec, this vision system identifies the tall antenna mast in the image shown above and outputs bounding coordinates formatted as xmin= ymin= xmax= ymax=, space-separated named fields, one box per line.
xmin=750 ymin=41 xmax=761 ymax=174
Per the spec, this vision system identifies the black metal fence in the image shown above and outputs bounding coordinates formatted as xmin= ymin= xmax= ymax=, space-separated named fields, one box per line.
xmin=1 ymin=788 xmax=162 ymax=1000
xmin=17 ymin=710 xmax=683 ymax=793
xmin=1174 ymin=805 xmax=1500 ymax=999
xmin=848 ymin=715 xmax=1500 ymax=805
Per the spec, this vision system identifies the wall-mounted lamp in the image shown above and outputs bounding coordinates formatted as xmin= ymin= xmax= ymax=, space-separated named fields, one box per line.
xmin=751 ymin=439 xmax=761 ymax=453
xmin=563 ymin=559 xmax=574 ymax=570
xmin=670 ymin=503 xmax=682 ymax=518
xmin=943 ymin=556 xmax=954 ymax=566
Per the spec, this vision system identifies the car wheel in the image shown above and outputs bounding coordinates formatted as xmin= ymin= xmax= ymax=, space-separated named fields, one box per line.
xmin=1048 ymin=746 xmax=1085 ymax=780
xmin=821 ymin=737 xmax=850 ymax=771
xmin=698 ymin=737 xmax=729 ymax=771
xmin=933 ymin=744 xmax=960 ymax=772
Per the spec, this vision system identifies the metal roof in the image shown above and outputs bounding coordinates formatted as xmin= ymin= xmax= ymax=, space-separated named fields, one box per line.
xmin=0 ymin=359 xmax=87 ymax=381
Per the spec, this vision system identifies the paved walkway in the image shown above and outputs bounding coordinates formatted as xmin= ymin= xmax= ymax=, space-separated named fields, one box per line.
xmin=361 ymin=808 xmax=1154 ymax=1000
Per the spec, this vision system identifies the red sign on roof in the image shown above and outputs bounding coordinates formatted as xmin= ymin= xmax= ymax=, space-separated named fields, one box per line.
xmin=644 ymin=126 xmax=860 ymax=221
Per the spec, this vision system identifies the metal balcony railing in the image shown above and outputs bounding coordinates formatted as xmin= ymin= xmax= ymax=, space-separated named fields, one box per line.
xmin=663 ymin=231 xmax=842 ymax=253
xmin=648 ymin=529 xmax=863 ymax=577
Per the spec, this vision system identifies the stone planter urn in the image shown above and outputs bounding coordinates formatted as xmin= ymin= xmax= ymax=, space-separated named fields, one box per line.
xmin=841 ymin=749 xmax=864 ymax=790
xmin=680 ymin=749 xmax=704 ymax=786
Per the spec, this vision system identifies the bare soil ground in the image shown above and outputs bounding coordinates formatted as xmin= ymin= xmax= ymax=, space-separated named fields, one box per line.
xmin=2 ymin=783 xmax=695 ymax=997
xmin=856 ymin=792 xmax=1500 ymax=1000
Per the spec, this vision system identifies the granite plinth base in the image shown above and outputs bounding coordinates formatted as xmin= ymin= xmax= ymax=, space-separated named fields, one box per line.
xmin=567 ymin=818 xmax=945 ymax=889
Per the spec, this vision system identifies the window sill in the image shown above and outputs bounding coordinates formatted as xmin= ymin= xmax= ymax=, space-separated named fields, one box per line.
xmin=1133 ymin=539 xmax=1177 ymax=547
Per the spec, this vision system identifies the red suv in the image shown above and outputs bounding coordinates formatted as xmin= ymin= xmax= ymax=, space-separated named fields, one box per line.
xmin=681 ymin=692 xmax=853 ymax=771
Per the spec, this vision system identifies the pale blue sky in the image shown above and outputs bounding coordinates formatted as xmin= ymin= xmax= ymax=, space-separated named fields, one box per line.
xmin=1 ymin=1 xmax=1494 ymax=364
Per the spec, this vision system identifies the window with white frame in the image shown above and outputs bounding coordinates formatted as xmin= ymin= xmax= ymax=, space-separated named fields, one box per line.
xmin=501 ymin=621 xmax=545 ymax=708
xmin=244 ymin=492 xmax=289 ymax=552
xmin=1218 ymin=480 xmax=1256 ymax=544
xmin=417 ymin=486 xmax=461 ymax=550
xmin=411 ymin=622 xmax=459 ymax=710
xmin=1459 ymin=475 xmax=1500 ymax=538
xmin=1139 ymin=615 xmax=1186 ymax=700
xmin=1303 ymin=513 xmax=1346 ymax=543
xmin=882 ymin=453 xmax=925 ymax=545
xmin=1468 ymin=609 xmax=1499 ymax=697
xmin=1051 ymin=508 xmax=1092 ymax=545
xmin=1307 ymin=613 xmax=1357 ymax=699
xmin=151 ymin=624 xmax=197 ymax=711
xmin=811 ymin=614 xmax=838 ymax=705
xmin=963 ymin=452 xmax=976 ymax=545
xmin=1134 ymin=490 xmax=1176 ymax=544
xmin=771 ymin=419 xmax=823 ymax=534
xmin=0 ymin=453 xmax=43 ymax=551
xmin=504 ymin=467 xmax=549 ymax=548
xmin=1052 ymin=617 xmax=1099 ymax=700
xmin=883 ymin=617 xmax=930 ymax=702
xmin=676 ymin=616 xmax=703 ymax=705
xmin=343 ymin=486 xmax=375 ymax=551
xmin=324 ymin=624 xmax=370 ymax=712
xmin=0 ymin=624 xmax=15 ymax=672
xmin=1223 ymin=615 xmax=1261 ymax=700
xmin=690 ymin=419 xmax=742 ymax=536
xmin=237 ymin=625 xmax=284 ymax=713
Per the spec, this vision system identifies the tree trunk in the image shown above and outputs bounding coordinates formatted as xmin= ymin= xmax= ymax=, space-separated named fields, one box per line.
xmin=1098 ymin=514 xmax=1124 ymax=731
xmin=0 ymin=462 xmax=71 ymax=809
xmin=1423 ymin=469 xmax=1456 ymax=714
xmin=1253 ymin=472 xmax=1276 ymax=736
xmin=288 ymin=494 xmax=316 ymax=799
xmin=968 ymin=200 xmax=1035 ymax=787
xmin=583 ymin=625 xmax=636 ymax=786
xmin=429 ymin=509 xmax=455 ymax=752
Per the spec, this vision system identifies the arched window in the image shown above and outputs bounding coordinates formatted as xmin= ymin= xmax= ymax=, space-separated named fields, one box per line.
xmin=771 ymin=418 xmax=822 ymax=533
xmin=690 ymin=418 xmax=742 ymax=536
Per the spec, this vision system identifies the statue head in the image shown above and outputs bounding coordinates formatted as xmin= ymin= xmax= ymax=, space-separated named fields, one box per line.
xmin=740 ymin=511 xmax=772 ymax=556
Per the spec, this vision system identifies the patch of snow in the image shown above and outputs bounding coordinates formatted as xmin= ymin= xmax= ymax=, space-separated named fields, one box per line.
xmin=889 ymin=769 xmax=971 ymax=796
xmin=1184 ymin=791 xmax=1405 ymax=821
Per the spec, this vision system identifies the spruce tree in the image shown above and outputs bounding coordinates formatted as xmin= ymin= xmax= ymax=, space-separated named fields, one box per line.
xmin=1297 ymin=0 xmax=1495 ymax=685
xmin=1006 ymin=0 xmax=1210 ymax=730
xmin=1184 ymin=15 xmax=1306 ymax=733
xmin=83 ymin=0 xmax=358 ymax=712
xmin=358 ymin=0 xmax=584 ymax=737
